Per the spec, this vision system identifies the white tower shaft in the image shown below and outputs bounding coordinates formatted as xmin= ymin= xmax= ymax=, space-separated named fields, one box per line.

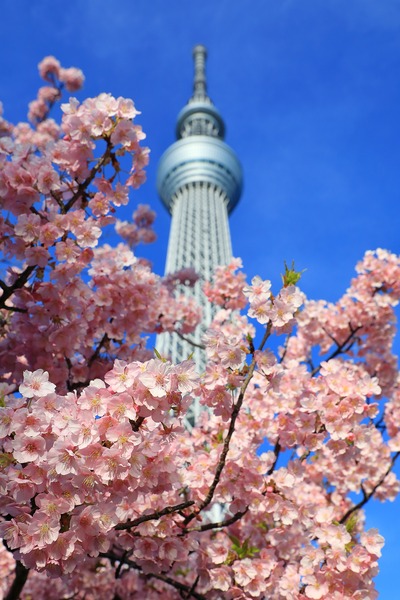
xmin=156 ymin=46 xmax=242 ymax=404
xmin=158 ymin=182 xmax=232 ymax=372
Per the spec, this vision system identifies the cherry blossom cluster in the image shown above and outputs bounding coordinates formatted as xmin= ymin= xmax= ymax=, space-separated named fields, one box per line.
xmin=203 ymin=257 xmax=248 ymax=310
xmin=115 ymin=204 xmax=157 ymax=247
xmin=28 ymin=56 xmax=85 ymax=124
xmin=1 ymin=56 xmax=400 ymax=600
xmin=244 ymin=274 xmax=305 ymax=333
xmin=163 ymin=267 xmax=200 ymax=292
xmin=0 ymin=57 xmax=201 ymax=393
xmin=2 ymin=251 xmax=399 ymax=600
xmin=0 ymin=358 xmax=198 ymax=578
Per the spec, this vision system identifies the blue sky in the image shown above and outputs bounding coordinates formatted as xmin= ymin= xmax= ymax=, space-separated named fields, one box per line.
xmin=1 ymin=0 xmax=400 ymax=595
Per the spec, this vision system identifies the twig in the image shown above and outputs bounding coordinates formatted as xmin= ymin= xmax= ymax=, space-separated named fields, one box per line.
xmin=182 ymin=508 xmax=248 ymax=534
xmin=184 ymin=575 xmax=200 ymax=599
xmin=88 ymin=333 xmax=109 ymax=367
xmin=64 ymin=141 xmax=114 ymax=212
xmin=35 ymin=79 xmax=63 ymax=125
xmin=266 ymin=439 xmax=281 ymax=476
xmin=175 ymin=330 xmax=205 ymax=350
xmin=339 ymin=451 xmax=400 ymax=524
xmin=115 ymin=500 xmax=195 ymax=531
xmin=279 ymin=334 xmax=292 ymax=364
xmin=311 ymin=324 xmax=362 ymax=376
xmin=0 ymin=266 xmax=36 ymax=309
xmin=182 ymin=438 xmax=280 ymax=534
xmin=145 ymin=571 xmax=206 ymax=600
xmin=100 ymin=552 xmax=207 ymax=600
xmin=0 ymin=304 xmax=27 ymax=313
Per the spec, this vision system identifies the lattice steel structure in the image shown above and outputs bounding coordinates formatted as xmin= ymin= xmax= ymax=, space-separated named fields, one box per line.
xmin=156 ymin=46 xmax=242 ymax=399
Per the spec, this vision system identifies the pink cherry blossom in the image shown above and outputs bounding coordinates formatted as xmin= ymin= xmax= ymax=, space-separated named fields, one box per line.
xmin=361 ymin=528 xmax=385 ymax=557
xmin=12 ymin=434 xmax=46 ymax=463
xmin=19 ymin=369 xmax=56 ymax=398
xmin=38 ymin=56 xmax=61 ymax=82
xmin=14 ymin=213 xmax=41 ymax=243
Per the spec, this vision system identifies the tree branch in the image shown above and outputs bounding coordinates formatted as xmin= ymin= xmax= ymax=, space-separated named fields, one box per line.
xmin=183 ymin=575 xmax=200 ymax=599
xmin=129 ymin=416 xmax=145 ymax=432
xmin=311 ymin=324 xmax=362 ymax=376
xmin=182 ymin=508 xmax=249 ymax=535
xmin=4 ymin=560 xmax=29 ymax=600
xmin=88 ymin=333 xmax=109 ymax=367
xmin=339 ymin=451 xmax=400 ymax=524
xmin=175 ymin=330 xmax=205 ymax=350
xmin=266 ymin=439 xmax=281 ymax=476
xmin=114 ymin=500 xmax=195 ymax=531
xmin=64 ymin=141 xmax=114 ymax=212
xmin=143 ymin=570 xmax=206 ymax=600
xmin=0 ymin=266 xmax=36 ymax=310
xmin=34 ymin=79 xmax=63 ymax=125
xmin=182 ymin=437 xmax=281 ymax=534
xmin=184 ymin=323 xmax=272 ymax=525
xmin=279 ymin=334 xmax=292 ymax=364
xmin=100 ymin=552 xmax=207 ymax=600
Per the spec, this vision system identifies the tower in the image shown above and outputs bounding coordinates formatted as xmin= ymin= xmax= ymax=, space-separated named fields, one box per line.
xmin=156 ymin=45 xmax=242 ymax=388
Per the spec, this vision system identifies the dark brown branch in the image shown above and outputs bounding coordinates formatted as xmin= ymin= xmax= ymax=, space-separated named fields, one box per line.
xmin=184 ymin=323 xmax=273 ymax=526
xmin=4 ymin=560 xmax=29 ymax=600
xmin=339 ymin=451 xmax=400 ymax=524
xmin=0 ymin=266 xmax=36 ymax=309
xmin=1 ymin=144 xmax=113 ymax=311
xmin=175 ymin=330 xmax=205 ymax=350
xmin=100 ymin=552 xmax=207 ymax=600
xmin=88 ymin=333 xmax=109 ymax=367
xmin=64 ymin=333 xmax=113 ymax=392
xmin=266 ymin=439 xmax=281 ymax=476
xmin=64 ymin=141 xmax=114 ymax=212
xmin=144 ymin=571 xmax=206 ymax=600
xmin=129 ymin=416 xmax=145 ymax=432
xmin=114 ymin=500 xmax=195 ymax=531
xmin=1 ymin=305 xmax=27 ymax=313
xmin=182 ymin=508 xmax=248 ymax=535
xmin=49 ymin=189 xmax=66 ymax=211
xmin=279 ymin=334 xmax=292 ymax=364
xmin=320 ymin=326 xmax=341 ymax=348
xmin=182 ymin=438 xmax=281 ymax=534
xmin=65 ymin=356 xmax=75 ymax=393
xmin=311 ymin=324 xmax=362 ymax=376
xmin=183 ymin=575 xmax=200 ymax=599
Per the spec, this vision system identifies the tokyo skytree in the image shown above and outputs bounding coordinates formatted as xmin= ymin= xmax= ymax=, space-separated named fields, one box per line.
xmin=156 ymin=45 xmax=242 ymax=394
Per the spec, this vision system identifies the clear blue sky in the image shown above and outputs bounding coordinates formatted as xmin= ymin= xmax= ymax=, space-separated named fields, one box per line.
xmin=1 ymin=1 xmax=400 ymax=596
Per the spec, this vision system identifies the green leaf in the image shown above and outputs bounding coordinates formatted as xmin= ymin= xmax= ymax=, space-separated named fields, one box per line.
xmin=154 ymin=347 xmax=168 ymax=362
xmin=229 ymin=535 xmax=260 ymax=559
xmin=0 ymin=453 xmax=15 ymax=468
xmin=281 ymin=260 xmax=304 ymax=287
xmin=246 ymin=332 xmax=255 ymax=353
xmin=215 ymin=430 xmax=224 ymax=444
xmin=344 ymin=512 xmax=358 ymax=534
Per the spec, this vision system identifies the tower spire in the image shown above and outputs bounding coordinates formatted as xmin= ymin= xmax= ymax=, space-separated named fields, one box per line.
xmin=176 ymin=44 xmax=225 ymax=139
xmin=192 ymin=44 xmax=208 ymax=100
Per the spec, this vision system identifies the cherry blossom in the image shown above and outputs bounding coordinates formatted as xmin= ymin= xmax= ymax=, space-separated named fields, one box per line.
xmin=19 ymin=370 xmax=56 ymax=398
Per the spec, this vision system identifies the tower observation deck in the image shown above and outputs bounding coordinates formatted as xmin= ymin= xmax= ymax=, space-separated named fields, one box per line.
xmin=156 ymin=45 xmax=242 ymax=393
